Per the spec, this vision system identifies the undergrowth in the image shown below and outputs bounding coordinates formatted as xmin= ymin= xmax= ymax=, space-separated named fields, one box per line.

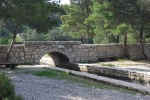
xmin=0 ymin=72 xmax=23 ymax=100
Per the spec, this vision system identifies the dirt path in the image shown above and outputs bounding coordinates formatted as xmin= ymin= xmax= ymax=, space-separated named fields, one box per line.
xmin=2 ymin=66 xmax=150 ymax=100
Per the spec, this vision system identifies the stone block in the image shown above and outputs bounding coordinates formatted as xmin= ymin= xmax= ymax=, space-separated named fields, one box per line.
xmin=55 ymin=41 xmax=60 ymax=44
xmin=34 ymin=55 xmax=38 ymax=58
xmin=20 ymin=57 xmax=25 ymax=61
xmin=14 ymin=52 xmax=18 ymax=57
xmin=1 ymin=53 xmax=7 ymax=57
xmin=19 ymin=52 xmax=24 ymax=56
xmin=10 ymin=52 xmax=13 ymax=57
xmin=58 ymin=45 xmax=64 ymax=48
xmin=76 ymin=58 xmax=80 ymax=62
xmin=24 ymin=48 xmax=28 ymax=52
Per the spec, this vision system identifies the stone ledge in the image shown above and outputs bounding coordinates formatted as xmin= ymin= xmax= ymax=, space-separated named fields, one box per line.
xmin=56 ymin=63 xmax=150 ymax=87
xmin=45 ymin=66 xmax=150 ymax=95
xmin=24 ymin=41 xmax=81 ymax=46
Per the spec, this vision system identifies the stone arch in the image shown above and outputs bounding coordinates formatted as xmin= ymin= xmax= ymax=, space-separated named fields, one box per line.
xmin=39 ymin=49 xmax=72 ymax=66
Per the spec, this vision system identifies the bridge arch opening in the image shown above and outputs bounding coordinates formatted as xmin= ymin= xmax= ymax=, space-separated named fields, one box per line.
xmin=40 ymin=52 xmax=69 ymax=67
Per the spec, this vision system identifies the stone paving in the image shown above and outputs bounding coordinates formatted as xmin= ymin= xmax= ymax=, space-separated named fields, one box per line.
xmin=1 ymin=65 xmax=150 ymax=100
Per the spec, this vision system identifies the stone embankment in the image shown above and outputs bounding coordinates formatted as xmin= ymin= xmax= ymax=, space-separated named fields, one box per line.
xmin=41 ymin=61 xmax=150 ymax=88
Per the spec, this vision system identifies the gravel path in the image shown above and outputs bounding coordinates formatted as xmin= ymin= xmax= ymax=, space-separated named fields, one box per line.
xmin=3 ymin=66 xmax=150 ymax=100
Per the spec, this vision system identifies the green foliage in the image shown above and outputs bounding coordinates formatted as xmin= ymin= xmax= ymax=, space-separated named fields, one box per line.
xmin=0 ymin=0 xmax=50 ymax=27
xmin=44 ymin=27 xmax=72 ymax=41
xmin=0 ymin=0 xmax=64 ymax=45
xmin=18 ymin=27 xmax=71 ymax=41
xmin=93 ymin=37 xmax=106 ymax=44
xmin=127 ymin=34 xmax=137 ymax=43
xmin=114 ymin=24 xmax=130 ymax=35
xmin=61 ymin=0 xmax=94 ymax=44
xmin=0 ymin=72 xmax=23 ymax=100
xmin=22 ymin=27 xmax=45 ymax=41
xmin=117 ymin=58 xmax=125 ymax=62
xmin=87 ymin=0 xmax=150 ymax=44
xmin=0 ymin=1 xmax=63 ymax=61
xmin=0 ymin=37 xmax=11 ymax=45
xmin=0 ymin=1 xmax=66 ymax=44
xmin=0 ymin=0 xmax=149 ymax=45
xmin=146 ymin=38 xmax=150 ymax=42
xmin=0 ymin=20 xmax=12 ymax=44
xmin=87 ymin=0 xmax=119 ymax=44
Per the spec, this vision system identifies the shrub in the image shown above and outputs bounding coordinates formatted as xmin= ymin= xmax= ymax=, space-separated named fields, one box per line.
xmin=0 ymin=72 xmax=23 ymax=100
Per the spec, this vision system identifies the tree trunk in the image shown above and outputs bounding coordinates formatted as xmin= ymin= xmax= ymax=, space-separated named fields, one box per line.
xmin=85 ymin=25 xmax=90 ymax=44
xmin=139 ymin=23 xmax=144 ymax=43
xmin=116 ymin=35 xmax=119 ymax=43
xmin=5 ymin=25 xmax=19 ymax=62
xmin=82 ymin=38 xmax=86 ymax=44
xmin=85 ymin=0 xmax=90 ymax=44
xmin=108 ymin=34 xmax=110 ymax=44
xmin=123 ymin=32 xmax=130 ymax=59
xmin=141 ymin=39 xmax=148 ymax=60
xmin=139 ymin=23 xmax=148 ymax=59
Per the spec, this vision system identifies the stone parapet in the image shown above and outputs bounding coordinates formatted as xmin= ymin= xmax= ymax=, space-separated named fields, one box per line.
xmin=24 ymin=41 xmax=81 ymax=47
xmin=0 ymin=42 xmax=150 ymax=64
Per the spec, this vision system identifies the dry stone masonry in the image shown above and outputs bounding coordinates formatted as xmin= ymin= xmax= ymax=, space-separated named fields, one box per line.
xmin=0 ymin=41 xmax=150 ymax=64
xmin=0 ymin=44 xmax=25 ymax=63
xmin=50 ymin=63 xmax=150 ymax=88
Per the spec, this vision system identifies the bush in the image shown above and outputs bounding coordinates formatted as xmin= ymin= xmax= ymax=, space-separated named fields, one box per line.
xmin=0 ymin=72 xmax=23 ymax=100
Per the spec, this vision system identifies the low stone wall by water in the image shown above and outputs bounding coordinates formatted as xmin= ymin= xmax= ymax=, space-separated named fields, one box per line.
xmin=51 ymin=63 xmax=150 ymax=87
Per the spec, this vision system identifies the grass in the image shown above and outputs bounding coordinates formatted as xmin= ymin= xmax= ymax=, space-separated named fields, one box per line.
xmin=117 ymin=58 xmax=135 ymax=62
xmin=26 ymin=69 xmax=138 ymax=95
xmin=101 ymin=63 xmax=115 ymax=67
xmin=117 ymin=58 xmax=125 ymax=62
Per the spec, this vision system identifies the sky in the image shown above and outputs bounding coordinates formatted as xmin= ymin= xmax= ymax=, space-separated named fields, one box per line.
xmin=60 ymin=0 xmax=70 ymax=5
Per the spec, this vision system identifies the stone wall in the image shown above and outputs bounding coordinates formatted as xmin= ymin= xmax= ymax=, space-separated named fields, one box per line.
xmin=24 ymin=41 xmax=81 ymax=63
xmin=0 ymin=44 xmax=25 ymax=63
xmin=0 ymin=42 xmax=150 ymax=64
xmin=127 ymin=44 xmax=150 ymax=59
xmin=80 ymin=43 xmax=150 ymax=62
xmin=80 ymin=44 xmax=124 ymax=62
xmin=54 ymin=63 xmax=150 ymax=87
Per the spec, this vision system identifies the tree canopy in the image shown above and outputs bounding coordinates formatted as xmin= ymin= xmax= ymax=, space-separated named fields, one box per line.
xmin=0 ymin=0 xmax=150 ymax=60
xmin=0 ymin=0 xmax=64 ymax=61
xmin=61 ymin=0 xmax=94 ymax=44
xmin=87 ymin=0 xmax=150 ymax=59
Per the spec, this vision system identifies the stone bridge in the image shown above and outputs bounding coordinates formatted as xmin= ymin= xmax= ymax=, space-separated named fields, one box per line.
xmin=0 ymin=41 xmax=150 ymax=66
